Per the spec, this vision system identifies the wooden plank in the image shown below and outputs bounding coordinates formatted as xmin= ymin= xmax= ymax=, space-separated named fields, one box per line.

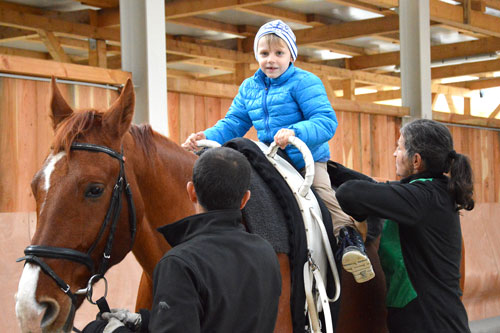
xmin=194 ymin=95 xmax=206 ymax=133
xmin=88 ymin=39 xmax=107 ymax=68
xmin=481 ymin=130 xmax=495 ymax=202
xmin=0 ymin=54 xmax=130 ymax=85
xmin=359 ymin=113 xmax=372 ymax=176
xmin=205 ymin=96 xmax=221 ymax=128
xmin=0 ymin=7 xmax=120 ymax=41
xmin=294 ymin=15 xmax=400 ymax=45
xmin=351 ymin=113 xmax=361 ymax=172
xmin=179 ymin=93 xmax=195 ymax=145
xmin=167 ymin=92 xmax=180 ymax=143
xmin=342 ymin=111 xmax=354 ymax=168
xmin=165 ymin=0 xmax=279 ymax=19
xmin=493 ymin=131 xmax=500 ymax=202
xmin=330 ymin=97 xmax=409 ymax=117
xmin=432 ymin=59 xmax=500 ymax=80
xmin=37 ymin=30 xmax=71 ymax=63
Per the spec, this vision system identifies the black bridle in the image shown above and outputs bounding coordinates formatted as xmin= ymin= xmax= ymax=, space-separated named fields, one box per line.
xmin=17 ymin=142 xmax=137 ymax=330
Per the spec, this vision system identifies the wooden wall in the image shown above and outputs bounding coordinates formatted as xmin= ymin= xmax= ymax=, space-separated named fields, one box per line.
xmin=166 ymin=90 xmax=500 ymax=202
xmin=0 ymin=78 xmax=118 ymax=212
xmin=2 ymin=78 xmax=500 ymax=328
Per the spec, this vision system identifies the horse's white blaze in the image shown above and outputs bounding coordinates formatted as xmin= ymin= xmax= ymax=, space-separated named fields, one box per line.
xmin=40 ymin=151 xmax=65 ymax=216
xmin=15 ymin=263 xmax=46 ymax=330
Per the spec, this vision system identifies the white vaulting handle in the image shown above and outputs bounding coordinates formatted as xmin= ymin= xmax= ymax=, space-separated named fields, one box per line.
xmin=266 ymin=136 xmax=314 ymax=197
xmin=196 ymin=139 xmax=222 ymax=149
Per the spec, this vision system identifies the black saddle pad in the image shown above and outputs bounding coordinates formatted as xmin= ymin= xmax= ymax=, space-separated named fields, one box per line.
xmin=224 ymin=138 xmax=339 ymax=333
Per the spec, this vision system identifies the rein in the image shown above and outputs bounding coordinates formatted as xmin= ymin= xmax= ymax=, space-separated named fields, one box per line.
xmin=17 ymin=142 xmax=137 ymax=330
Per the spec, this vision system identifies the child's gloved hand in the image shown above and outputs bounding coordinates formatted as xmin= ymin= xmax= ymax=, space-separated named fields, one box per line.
xmin=182 ymin=131 xmax=206 ymax=151
xmin=274 ymin=128 xmax=295 ymax=149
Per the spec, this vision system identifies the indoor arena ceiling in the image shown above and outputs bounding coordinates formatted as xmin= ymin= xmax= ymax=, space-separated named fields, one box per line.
xmin=1 ymin=0 xmax=500 ymax=99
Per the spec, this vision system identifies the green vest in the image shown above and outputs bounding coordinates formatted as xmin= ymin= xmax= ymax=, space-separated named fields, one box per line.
xmin=378 ymin=178 xmax=433 ymax=308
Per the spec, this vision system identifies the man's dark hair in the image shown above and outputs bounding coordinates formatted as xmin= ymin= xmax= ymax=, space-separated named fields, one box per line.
xmin=192 ymin=147 xmax=251 ymax=211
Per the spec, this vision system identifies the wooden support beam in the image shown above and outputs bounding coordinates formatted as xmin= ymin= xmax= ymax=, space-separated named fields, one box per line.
xmin=431 ymin=58 xmax=500 ymax=79
xmin=78 ymin=0 xmax=119 ymax=8
xmin=237 ymin=4 xmax=311 ymax=25
xmin=431 ymin=93 xmax=438 ymax=109
xmin=169 ymin=16 xmax=246 ymax=37
xmin=447 ymin=77 xmax=500 ymax=90
xmin=488 ymin=103 xmax=500 ymax=119
xmin=445 ymin=94 xmax=458 ymax=113
xmin=0 ymin=26 xmax=37 ymax=42
xmin=234 ymin=63 xmax=252 ymax=85
xmin=167 ymin=77 xmax=239 ymax=98
xmin=355 ymin=89 xmax=401 ymax=102
xmin=294 ymin=15 xmax=400 ymax=45
xmin=342 ymin=79 xmax=356 ymax=100
xmin=88 ymin=38 xmax=107 ymax=68
xmin=350 ymin=37 xmax=500 ymax=70
xmin=166 ymin=38 xmax=255 ymax=63
xmin=0 ymin=45 xmax=49 ymax=59
xmin=0 ymin=7 xmax=120 ymax=42
xmin=0 ymin=54 xmax=130 ymax=85
xmin=464 ymin=97 xmax=471 ymax=115
xmin=37 ymin=29 xmax=71 ymax=63
xmin=430 ymin=0 xmax=500 ymax=37
xmin=433 ymin=110 xmax=500 ymax=128
xmin=165 ymin=0 xmax=280 ymax=19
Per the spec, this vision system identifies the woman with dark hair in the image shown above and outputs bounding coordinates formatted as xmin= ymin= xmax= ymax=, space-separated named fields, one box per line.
xmin=334 ymin=119 xmax=473 ymax=332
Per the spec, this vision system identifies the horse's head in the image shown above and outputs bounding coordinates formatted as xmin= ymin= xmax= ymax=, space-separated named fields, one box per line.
xmin=15 ymin=78 xmax=143 ymax=332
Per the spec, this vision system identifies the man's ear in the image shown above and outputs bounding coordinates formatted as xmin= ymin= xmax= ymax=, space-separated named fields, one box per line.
xmin=187 ymin=181 xmax=198 ymax=204
xmin=239 ymin=190 xmax=251 ymax=210
xmin=412 ymin=153 xmax=424 ymax=173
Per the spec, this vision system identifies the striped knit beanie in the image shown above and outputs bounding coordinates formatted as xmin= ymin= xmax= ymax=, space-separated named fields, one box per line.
xmin=253 ymin=20 xmax=297 ymax=61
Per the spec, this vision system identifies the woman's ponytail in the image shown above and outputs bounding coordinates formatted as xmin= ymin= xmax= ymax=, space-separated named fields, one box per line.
xmin=448 ymin=152 xmax=474 ymax=211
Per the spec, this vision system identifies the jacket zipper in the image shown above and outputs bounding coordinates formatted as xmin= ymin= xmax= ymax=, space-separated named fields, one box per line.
xmin=262 ymin=80 xmax=271 ymax=140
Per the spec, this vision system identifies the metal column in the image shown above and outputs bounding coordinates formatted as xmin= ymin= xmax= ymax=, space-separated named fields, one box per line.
xmin=399 ymin=0 xmax=432 ymax=121
xmin=120 ymin=0 xmax=168 ymax=136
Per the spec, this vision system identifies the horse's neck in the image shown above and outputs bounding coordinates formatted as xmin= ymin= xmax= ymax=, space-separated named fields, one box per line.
xmin=125 ymin=133 xmax=196 ymax=275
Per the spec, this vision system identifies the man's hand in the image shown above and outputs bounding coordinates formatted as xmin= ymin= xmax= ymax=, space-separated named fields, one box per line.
xmin=181 ymin=131 xmax=206 ymax=151
xmin=103 ymin=317 xmax=125 ymax=333
xmin=274 ymin=129 xmax=295 ymax=149
xmin=102 ymin=309 xmax=142 ymax=331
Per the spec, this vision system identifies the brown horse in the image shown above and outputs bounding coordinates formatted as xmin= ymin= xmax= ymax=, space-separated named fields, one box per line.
xmin=15 ymin=78 xmax=387 ymax=332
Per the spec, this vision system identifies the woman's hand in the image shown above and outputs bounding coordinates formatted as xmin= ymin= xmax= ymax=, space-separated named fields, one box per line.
xmin=181 ymin=131 xmax=206 ymax=151
xmin=274 ymin=129 xmax=295 ymax=149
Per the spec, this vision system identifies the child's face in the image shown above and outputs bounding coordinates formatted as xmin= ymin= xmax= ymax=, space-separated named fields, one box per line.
xmin=256 ymin=37 xmax=292 ymax=79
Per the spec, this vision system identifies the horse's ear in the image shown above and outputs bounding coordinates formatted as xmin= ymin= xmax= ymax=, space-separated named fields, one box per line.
xmin=104 ymin=78 xmax=135 ymax=139
xmin=50 ymin=77 xmax=74 ymax=130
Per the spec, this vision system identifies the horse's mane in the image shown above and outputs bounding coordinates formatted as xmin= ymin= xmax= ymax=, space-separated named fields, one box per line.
xmin=52 ymin=109 xmax=187 ymax=160
xmin=52 ymin=109 xmax=103 ymax=154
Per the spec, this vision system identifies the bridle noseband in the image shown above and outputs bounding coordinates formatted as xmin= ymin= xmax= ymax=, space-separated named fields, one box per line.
xmin=17 ymin=142 xmax=137 ymax=317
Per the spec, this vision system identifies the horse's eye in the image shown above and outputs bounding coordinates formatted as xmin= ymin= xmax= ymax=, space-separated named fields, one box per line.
xmin=85 ymin=184 xmax=105 ymax=198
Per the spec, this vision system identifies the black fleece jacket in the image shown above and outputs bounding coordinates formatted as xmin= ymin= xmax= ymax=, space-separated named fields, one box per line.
xmin=336 ymin=171 xmax=470 ymax=333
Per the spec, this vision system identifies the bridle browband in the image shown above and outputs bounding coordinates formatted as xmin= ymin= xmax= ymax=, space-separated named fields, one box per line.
xmin=17 ymin=142 xmax=137 ymax=329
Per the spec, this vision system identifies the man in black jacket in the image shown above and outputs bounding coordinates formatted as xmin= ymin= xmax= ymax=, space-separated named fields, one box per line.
xmin=84 ymin=147 xmax=281 ymax=333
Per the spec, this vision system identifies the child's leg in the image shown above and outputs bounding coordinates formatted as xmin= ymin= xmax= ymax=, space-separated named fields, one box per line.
xmin=311 ymin=162 xmax=353 ymax=237
xmin=312 ymin=162 xmax=375 ymax=283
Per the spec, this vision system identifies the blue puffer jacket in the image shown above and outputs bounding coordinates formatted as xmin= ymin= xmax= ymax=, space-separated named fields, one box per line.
xmin=204 ymin=64 xmax=338 ymax=170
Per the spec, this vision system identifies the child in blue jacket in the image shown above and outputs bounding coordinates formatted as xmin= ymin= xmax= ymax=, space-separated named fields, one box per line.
xmin=183 ymin=20 xmax=374 ymax=283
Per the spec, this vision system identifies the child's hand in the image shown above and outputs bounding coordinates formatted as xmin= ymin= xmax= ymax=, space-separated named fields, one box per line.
xmin=182 ymin=131 xmax=206 ymax=151
xmin=274 ymin=129 xmax=295 ymax=149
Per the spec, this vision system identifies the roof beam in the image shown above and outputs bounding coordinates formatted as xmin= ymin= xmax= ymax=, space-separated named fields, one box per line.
xmin=169 ymin=16 xmax=245 ymax=37
xmin=165 ymin=0 xmax=280 ymax=19
xmin=430 ymin=0 xmax=500 ymax=37
xmin=37 ymin=29 xmax=71 ymax=63
xmin=166 ymin=37 xmax=254 ymax=63
xmin=431 ymin=58 xmax=500 ymax=79
xmin=349 ymin=37 xmax=500 ymax=70
xmin=236 ymin=4 xmax=313 ymax=26
xmin=447 ymin=77 xmax=500 ymax=90
xmin=0 ymin=7 xmax=120 ymax=42
xmin=294 ymin=15 xmax=399 ymax=45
